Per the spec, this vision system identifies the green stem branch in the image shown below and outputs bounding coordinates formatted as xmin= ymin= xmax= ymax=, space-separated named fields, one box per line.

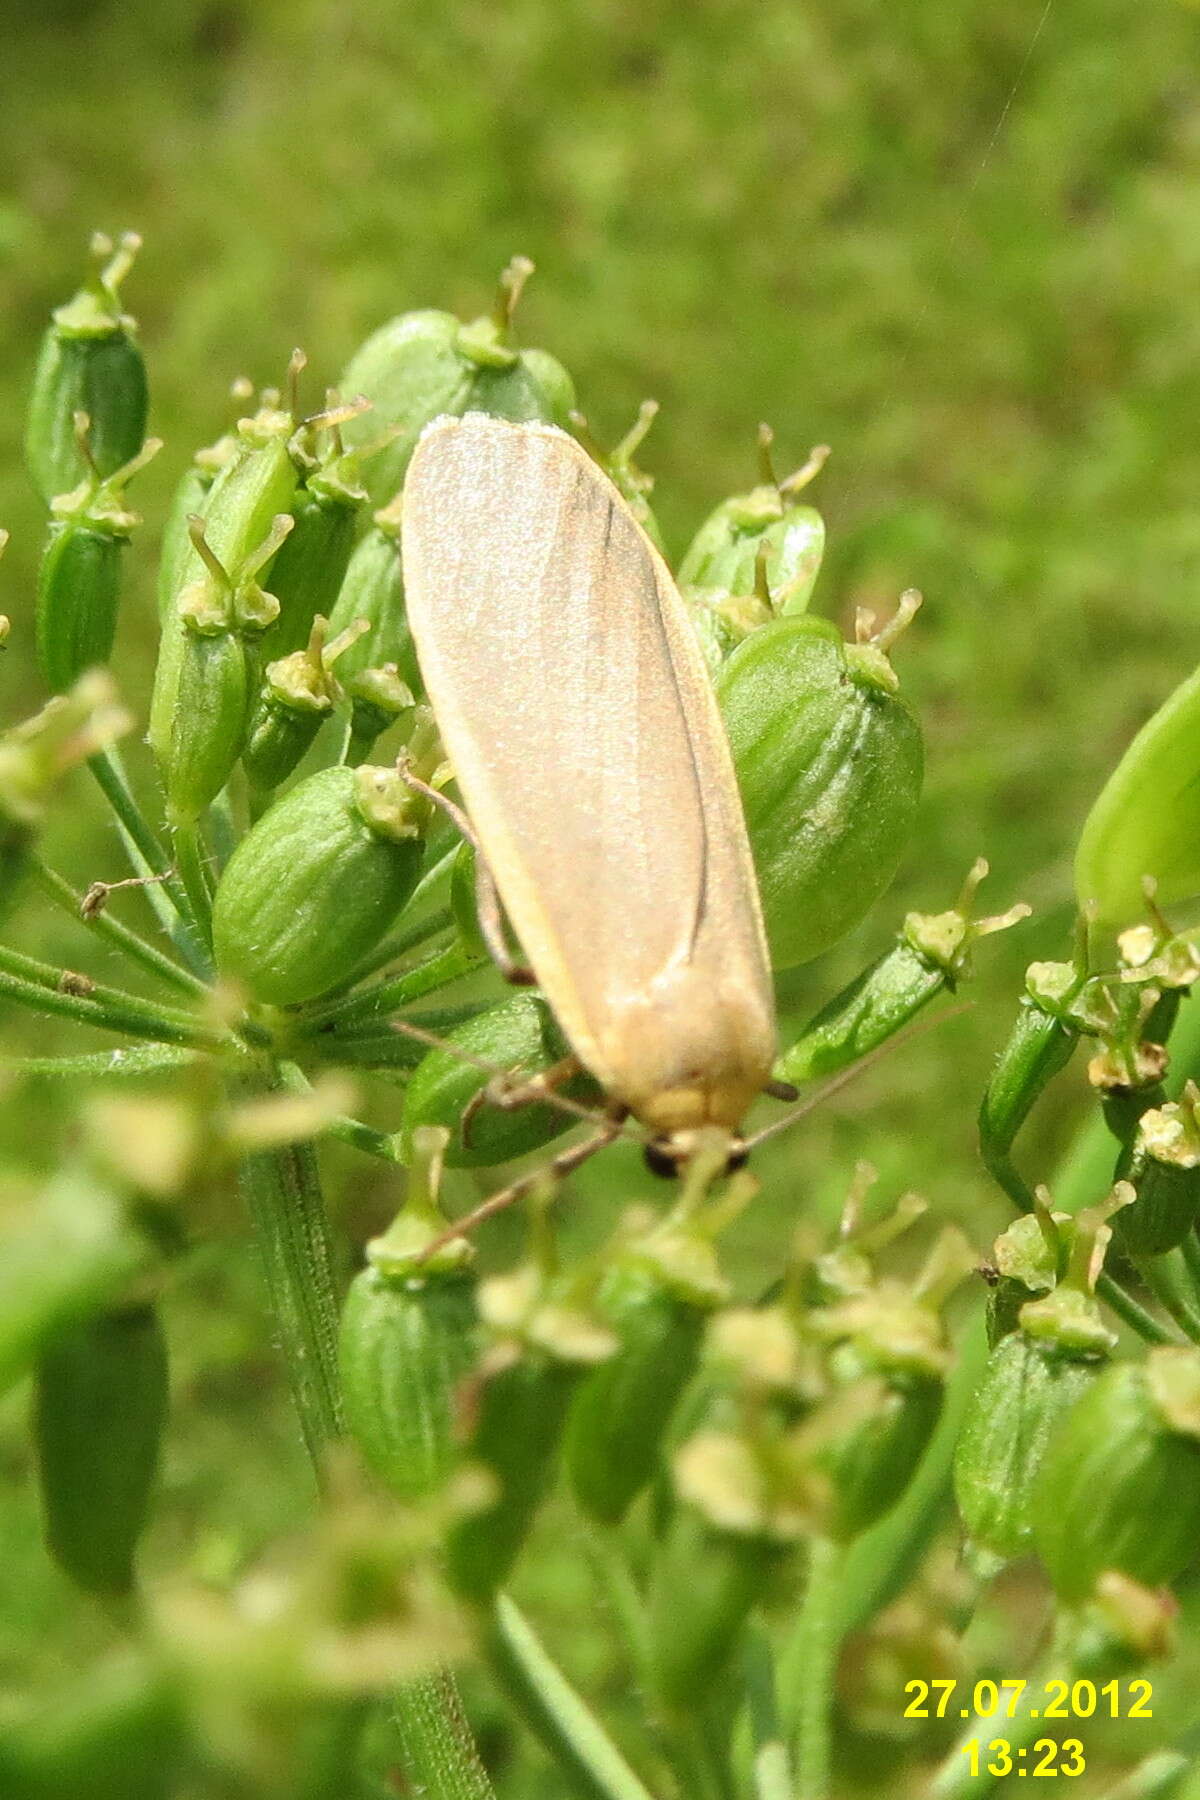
xmin=302 ymin=939 xmax=483 ymax=1034
xmin=234 ymin=1122 xmax=344 ymax=1465
xmin=0 ymin=958 xmax=226 ymax=1051
xmin=170 ymin=819 xmax=214 ymax=946
xmin=88 ymin=746 xmax=211 ymax=975
xmin=486 ymin=1594 xmax=659 ymax=1800
xmin=234 ymin=1070 xmax=494 ymax=1797
xmin=30 ymin=857 xmax=206 ymax=997
xmin=786 ymin=1535 xmax=844 ymax=1800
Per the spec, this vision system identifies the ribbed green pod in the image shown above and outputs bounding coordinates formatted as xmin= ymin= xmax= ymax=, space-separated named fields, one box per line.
xmin=1034 ymin=1349 xmax=1200 ymax=1600
xmin=339 ymin=262 xmax=575 ymax=509
xmin=717 ymin=613 xmax=923 ymax=969
xmin=34 ymin=1303 xmax=168 ymax=1597
xmin=212 ymin=764 xmax=426 ymax=1005
xmin=26 ymin=233 xmax=148 ymax=503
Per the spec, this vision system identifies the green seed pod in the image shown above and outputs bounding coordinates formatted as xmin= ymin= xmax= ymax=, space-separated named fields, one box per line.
xmin=648 ymin=1430 xmax=809 ymax=1707
xmin=565 ymin=1151 xmax=736 ymax=1524
xmin=160 ymin=405 xmax=298 ymax=627
xmin=242 ymin=614 xmax=379 ymax=799
xmin=339 ymin=258 xmax=575 ymax=509
xmin=805 ymin=1220 xmax=973 ymax=1540
xmin=717 ymin=603 xmax=923 ymax=970
xmin=954 ymin=1333 xmax=1105 ymax=1562
xmin=821 ymin=1364 xmax=944 ymax=1542
xmin=1114 ymin=1089 xmax=1200 ymax=1258
xmin=26 ymin=233 xmax=148 ymax=504
xmin=777 ymin=862 xmax=1028 ymax=1087
xmin=150 ymin=509 xmax=293 ymax=823
xmin=213 ymin=761 xmax=427 ymax=1005
xmin=326 ymin=494 xmax=420 ymax=692
xmin=1076 ymin=659 xmax=1200 ymax=930
xmin=569 ymin=400 xmax=666 ymax=552
xmin=36 ymin=429 xmax=160 ymax=693
xmin=979 ymin=959 xmax=1088 ymax=1210
xmin=151 ymin=403 xmax=298 ymax=774
xmin=400 ymin=990 xmax=602 ymax=1168
xmin=446 ymin=1266 xmax=615 ymax=1603
xmin=340 ymin=1129 xmax=479 ymax=1501
xmin=34 ymin=1301 xmax=168 ymax=1597
xmin=1035 ymin=1347 xmax=1200 ymax=1601
xmin=156 ymin=427 xmax=241 ymax=623
xmin=957 ymin=1202 xmax=1120 ymax=1561
xmin=259 ymin=399 xmax=377 ymax=660
xmin=680 ymin=430 xmax=827 ymax=671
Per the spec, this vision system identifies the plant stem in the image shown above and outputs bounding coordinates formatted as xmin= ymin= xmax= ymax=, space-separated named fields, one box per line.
xmin=234 ymin=1072 xmax=494 ymax=1797
xmin=88 ymin=746 xmax=211 ymax=975
xmin=302 ymin=939 xmax=483 ymax=1033
xmin=1095 ymin=1272 xmax=1175 ymax=1345
xmin=277 ymin=1060 xmax=402 ymax=1161
xmin=0 ymin=958 xmax=227 ymax=1051
xmin=743 ymin=1626 xmax=795 ymax=1800
xmin=234 ymin=1121 xmax=344 ymax=1465
xmin=486 ymin=1594 xmax=659 ymax=1800
xmin=0 ymin=940 xmax=213 ymax=1038
xmin=786 ymin=1535 xmax=844 ymax=1800
xmin=30 ymin=857 xmax=206 ymax=997
xmin=1181 ymin=1229 xmax=1200 ymax=1296
xmin=390 ymin=1669 xmax=495 ymax=1800
xmin=170 ymin=819 xmax=214 ymax=945
xmin=1138 ymin=1252 xmax=1200 ymax=1344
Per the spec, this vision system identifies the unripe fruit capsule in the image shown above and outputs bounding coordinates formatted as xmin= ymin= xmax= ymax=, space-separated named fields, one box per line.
xmin=565 ymin=1166 xmax=734 ymax=1524
xmin=681 ymin=430 xmax=827 ymax=670
xmin=26 ymin=233 xmax=148 ymax=504
xmin=340 ymin=1129 xmax=479 ymax=1502
xmin=445 ymin=1268 xmax=615 ymax=1604
xmin=35 ymin=423 xmax=160 ymax=693
xmin=717 ymin=604 xmax=923 ymax=970
xmin=401 ymin=990 xmax=603 ymax=1168
xmin=1034 ymin=1347 xmax=1200 ymax=1601
xmin=34 ymin=1301 xmax=168 ymax=1597
xmin=212 ymin=762 xmax=427 ymax=1005
xmin=339 ymin=259 xmax=575 ymax=509
xmin=1076 ymin=659 xmax=1200 ymax=929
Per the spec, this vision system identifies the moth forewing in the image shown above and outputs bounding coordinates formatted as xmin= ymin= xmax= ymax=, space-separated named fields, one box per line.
xmin=402 ymin=413 xmax=776 ymax=1141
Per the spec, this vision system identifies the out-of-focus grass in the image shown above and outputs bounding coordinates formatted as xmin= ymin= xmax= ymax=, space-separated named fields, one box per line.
xmin=3 ymin=0 xmax=1200 ymax=1786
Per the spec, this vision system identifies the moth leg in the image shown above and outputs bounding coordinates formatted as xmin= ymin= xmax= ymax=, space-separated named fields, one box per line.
xmin=460 ymin=1054 xmax=585 ymax=1150
xmin=399 ymin=768 xmax=535 ymax=985
xmin=418 ymin=1112 xmax=628 ymax=1261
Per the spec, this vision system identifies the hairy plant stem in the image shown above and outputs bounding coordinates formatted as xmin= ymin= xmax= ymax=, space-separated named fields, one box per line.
xmin=788 ymin=1535 xmax=844 ymax=1800
xmin=170 ymin=819 xmax=214 ymax=946
xmin=0 ymin=953 xmax=227 ymax=1051
xmin=302 ymin=939 xmax=485 ymax=1035
xmin=233 ymin=1065 xmax=494 ymax=1798
xmin=30 ymin=857 xmax=206 ymax=997
xmin=277 ymin=1059 xmax=402 ymax=1161
xmin=88 ymin=746 xmax=211 ymax=974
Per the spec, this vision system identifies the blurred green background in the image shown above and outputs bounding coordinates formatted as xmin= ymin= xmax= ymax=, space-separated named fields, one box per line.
xmin=3 ymin=0 xmax=1200 ymax=1787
